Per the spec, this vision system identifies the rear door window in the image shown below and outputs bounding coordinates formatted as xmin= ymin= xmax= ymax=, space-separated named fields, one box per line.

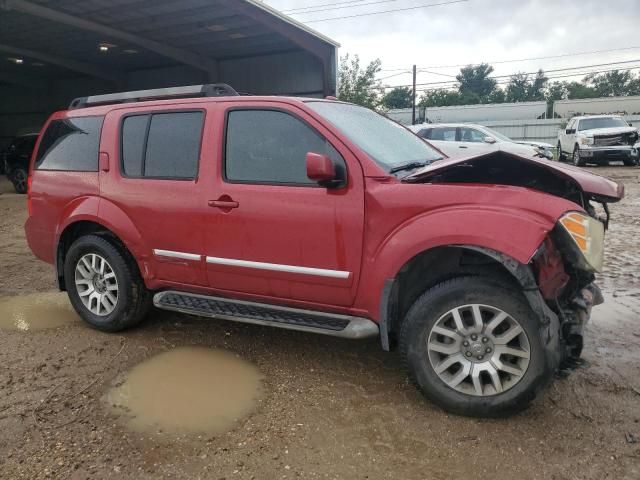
xmin=431 ymin=127 xmax=457 ymax=141
xmin=121 ymin=111 xmax=204 ymax=179
xmin=35 ymin=117 xmax=104 ymax=171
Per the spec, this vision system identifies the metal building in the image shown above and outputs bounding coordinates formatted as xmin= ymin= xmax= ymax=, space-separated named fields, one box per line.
xmin=0 ymin=0 xmax=339 ymax=147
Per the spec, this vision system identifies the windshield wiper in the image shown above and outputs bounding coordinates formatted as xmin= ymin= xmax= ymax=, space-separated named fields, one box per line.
xmin=389 ymin=161 xmax=430 ymax=174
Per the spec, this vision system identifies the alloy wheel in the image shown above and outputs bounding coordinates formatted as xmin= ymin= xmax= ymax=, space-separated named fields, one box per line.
xmin=427 ymin=304 xmax=531 ymax=397
xmin=74 ymin=253 xmax=119 ymax=316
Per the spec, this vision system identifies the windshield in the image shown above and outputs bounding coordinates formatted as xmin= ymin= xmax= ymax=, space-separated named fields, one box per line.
xmin=480 ymin=126 xmax=513 ymax=142
xmin=578 ymin=117 xmax=628 ymax=131
xmin=306 ymin=102 xmax=443 ymax=171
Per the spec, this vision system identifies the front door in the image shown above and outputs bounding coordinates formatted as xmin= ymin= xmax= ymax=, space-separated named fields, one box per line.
xmin=203 ymin=104 xmax=365 ymax=307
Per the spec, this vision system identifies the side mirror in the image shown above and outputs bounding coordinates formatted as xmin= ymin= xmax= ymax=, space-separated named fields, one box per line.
xmin=484 ymin=136 xmax=497 ymax=144
xmin=306 ymin=152 xmax=337 ymax=186
xmin=566 ymin=129 xmax=576 ymax=134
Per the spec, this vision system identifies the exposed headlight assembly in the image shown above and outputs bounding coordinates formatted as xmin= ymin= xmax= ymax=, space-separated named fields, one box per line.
xmin=558 ymin=212 xmax=605 ymax=272
xmin=580 ymin=135 xmax=594 ymax=145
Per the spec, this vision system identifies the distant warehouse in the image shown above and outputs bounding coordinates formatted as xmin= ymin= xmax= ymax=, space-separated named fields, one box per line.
xmin=0 ymin=0 xmax=339 ymax=147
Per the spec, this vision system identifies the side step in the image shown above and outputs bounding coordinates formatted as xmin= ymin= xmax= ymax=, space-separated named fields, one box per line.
xmin=153 ymin=291 xmax=379 ymax=339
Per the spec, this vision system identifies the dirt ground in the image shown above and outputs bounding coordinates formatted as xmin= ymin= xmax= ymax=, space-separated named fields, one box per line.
xmin=1 ymin=167 xmax=639 ymax=480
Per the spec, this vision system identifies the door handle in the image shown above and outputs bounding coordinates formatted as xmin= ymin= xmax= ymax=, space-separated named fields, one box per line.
xmin=208 ymin=197 xmax=239 ymax=209
xmin=459 ymin=145 xmax=468 ymax=149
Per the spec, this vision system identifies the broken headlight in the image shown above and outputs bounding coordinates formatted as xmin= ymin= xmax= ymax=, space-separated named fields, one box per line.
xmin=558 ymin=212 xmax=605 ymax=272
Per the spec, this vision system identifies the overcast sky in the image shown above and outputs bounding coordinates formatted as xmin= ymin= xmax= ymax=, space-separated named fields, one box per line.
xmin=264 ymin=0 xmax=640 ymax=91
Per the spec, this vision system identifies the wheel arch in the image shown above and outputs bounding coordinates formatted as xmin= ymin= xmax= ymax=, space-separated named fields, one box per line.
xmin=378 ymin=245 xmax=554 ymax=352
xmin=55 ymin=218 xmax=147 ymax=291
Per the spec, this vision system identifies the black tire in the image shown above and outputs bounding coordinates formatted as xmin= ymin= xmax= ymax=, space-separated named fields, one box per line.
xmin=10 ymin=167 xmax=28 ymax=194
xmin=400 ymin=276 xmax=557 ymax=418
xmin=572 ymin=145 xmax=585 ymax=167
xmin=623 ymin=157 xmax=635 ymax=166
xmin=557 ymin=142 xmax=566 ymax=162
xmin=64 ymin=235 xmax=151 ymax=332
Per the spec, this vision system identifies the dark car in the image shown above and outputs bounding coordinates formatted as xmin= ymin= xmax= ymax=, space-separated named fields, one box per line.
xmin=3 ymin=133 xmax=38 ymax=193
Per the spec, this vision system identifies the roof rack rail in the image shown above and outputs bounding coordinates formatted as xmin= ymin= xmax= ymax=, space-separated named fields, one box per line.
xmin=69 ymin=83 xmax=239 ymax=109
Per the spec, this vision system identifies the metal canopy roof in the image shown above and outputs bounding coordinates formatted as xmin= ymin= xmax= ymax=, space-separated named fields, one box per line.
xmin=0 ymin=0 xmax=339 ymax=86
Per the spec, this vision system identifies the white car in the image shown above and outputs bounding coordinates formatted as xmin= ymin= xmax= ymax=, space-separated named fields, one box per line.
xmin=557 ymin=115 xmax=638 ymax=166
xmin=408 ymin=123 xmax=554 ymax=160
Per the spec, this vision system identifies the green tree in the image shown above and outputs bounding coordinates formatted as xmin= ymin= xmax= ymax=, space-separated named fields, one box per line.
xmin=565 ymin=81 xmax=598 ymax=99
xmin=529 ymin=69 xmax=549 ymax=101
xmin=418 ymin=89 xmax=462 ymax=107
xmin=545 ymin=82 xmax=568 ymax=103
xmin=505 ymin=70 xmax=548 ymax=102
xmin=381 ymin=87 xmax=414 ymax=109
xmin=585 ymin=70 xmax=637 ymax=97
xmin=337 ymin=54 xmax=382 ymax=109
xmin=456 ymin=63 xmax=497 ymax=101
xmin=505 ymin=72 xmax=530 ymax=102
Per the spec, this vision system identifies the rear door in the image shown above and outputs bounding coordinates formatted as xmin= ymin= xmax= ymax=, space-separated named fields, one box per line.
xmin=457 ymin=126 xmax=495 ymax=156
xmin=100 ymin=106 xmax=207 ymax=287
xmin=418 ymin=126 xmax=459 ymax=157
xmin=202 ymin=102 xmax=365 ymax=307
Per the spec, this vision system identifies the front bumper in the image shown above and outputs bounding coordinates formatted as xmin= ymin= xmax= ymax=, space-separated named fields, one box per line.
xmin=579 ymin=145 xmax=634 ymax=161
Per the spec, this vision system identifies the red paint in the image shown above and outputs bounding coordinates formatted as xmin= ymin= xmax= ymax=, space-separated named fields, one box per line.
xmin=533 ymin=237 xmax=570 ymax=300
xmin=25 ymin=96 xmax=623 ymax=322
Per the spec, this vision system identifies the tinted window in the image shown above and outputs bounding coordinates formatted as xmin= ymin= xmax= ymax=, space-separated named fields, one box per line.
xmin=35 ymin=117 xmax=103 ymax=171
xmin=417 ymin=128 xmax=432 ymax=139
xmin=225 ymin=110 xmax=344 ymax=185
xmin=120 ymin=111 xmax=203 ymax=179
xmin=121 ymin=115 xmax=148 ymax=176
xmin=431 ymin=127 xmax=457 ymax=141
xmin=460 ymin=127 xmax=486 ymax=143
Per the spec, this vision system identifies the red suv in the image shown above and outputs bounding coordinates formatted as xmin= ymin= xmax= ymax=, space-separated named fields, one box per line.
xmin=25 ymin=84 xmax=623 ymax=417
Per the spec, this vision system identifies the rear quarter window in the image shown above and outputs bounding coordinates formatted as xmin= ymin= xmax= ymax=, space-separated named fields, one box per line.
xmin=35 ymin=117 xmax=104 ymax=171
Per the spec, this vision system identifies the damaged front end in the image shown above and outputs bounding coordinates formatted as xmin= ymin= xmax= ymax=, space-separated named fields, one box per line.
xmin=404 ymin=150 xmax=624 ymax=366
xmin=532 ymin=234 xmax=604 ymax=364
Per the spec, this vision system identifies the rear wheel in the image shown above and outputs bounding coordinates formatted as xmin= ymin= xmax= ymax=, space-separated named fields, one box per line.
xmin=572 ymin=145 xmax=585 ymax=167
xmin=64 ymin=235 xmax=151 ymax=332
xmin=10 ymin=167 xmax=27 ymax=194
xmin=623 ymin=157 xmax=636 ymax=166
xmin=400 ymin=277 xmax=556 ymax=417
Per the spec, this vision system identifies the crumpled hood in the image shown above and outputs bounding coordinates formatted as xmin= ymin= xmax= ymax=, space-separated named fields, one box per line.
xmin=580 ymin=126 xmax=637 ymax=137
xmin=404 ymin=151 xmax=624 ymax=203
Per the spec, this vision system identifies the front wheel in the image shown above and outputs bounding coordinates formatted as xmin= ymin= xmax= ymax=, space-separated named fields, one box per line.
xmin=573 ymin=145 xmax=586 ymax=166
xmin=400 ymin=277 xmax=557 ymax=417
xmin=557 ymin=142 xmax=566 ymax=162
xmin=64 ymin=235 xmax=151 ymax=332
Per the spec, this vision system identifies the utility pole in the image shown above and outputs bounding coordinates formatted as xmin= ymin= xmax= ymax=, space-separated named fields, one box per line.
xmin=412 ymin=64 xmax=417 ymax=125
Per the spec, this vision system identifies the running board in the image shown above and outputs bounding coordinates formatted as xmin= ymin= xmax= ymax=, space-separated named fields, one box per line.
xmin=153 ymin=291 xmax=379 ymax=339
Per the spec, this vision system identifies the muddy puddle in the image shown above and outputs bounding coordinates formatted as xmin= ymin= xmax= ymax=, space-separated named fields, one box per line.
xmin=0 ymin=292 xmax=80 ymax=331
xmin=591 ymin=292 xmax=640 ymax=327
xmin=105 ymin=347 xmax=263 ymax=435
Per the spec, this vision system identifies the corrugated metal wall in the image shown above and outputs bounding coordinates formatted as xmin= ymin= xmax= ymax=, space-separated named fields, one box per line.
xmin=477 ymin=116 xmax=640 ymax=144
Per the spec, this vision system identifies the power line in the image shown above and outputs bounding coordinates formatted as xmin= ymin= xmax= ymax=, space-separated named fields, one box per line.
xmin=283 ymin=0 xmax=375 ymax=14
xmin=287 ymin=0 xmax=397 ymax=15
xmin=379 ymin=64 xmax=640 ymax=90
xmin=379 ymin=45 xmax=640 ymax=73
xmin=423 ymin=45 xmax=640 ymax=69
xmin=304 ymin=0 xmax=468 ymax=23
xmin=378 ymin=59 xmax=640 ymax=89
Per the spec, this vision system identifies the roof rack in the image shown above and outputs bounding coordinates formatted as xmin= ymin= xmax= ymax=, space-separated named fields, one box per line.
xmin=69 ymin=83 xmax=239 ymax=109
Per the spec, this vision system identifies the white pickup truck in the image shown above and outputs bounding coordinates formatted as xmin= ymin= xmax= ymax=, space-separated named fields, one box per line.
xmin=557 ymin=115 xmax=638 ymax=166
